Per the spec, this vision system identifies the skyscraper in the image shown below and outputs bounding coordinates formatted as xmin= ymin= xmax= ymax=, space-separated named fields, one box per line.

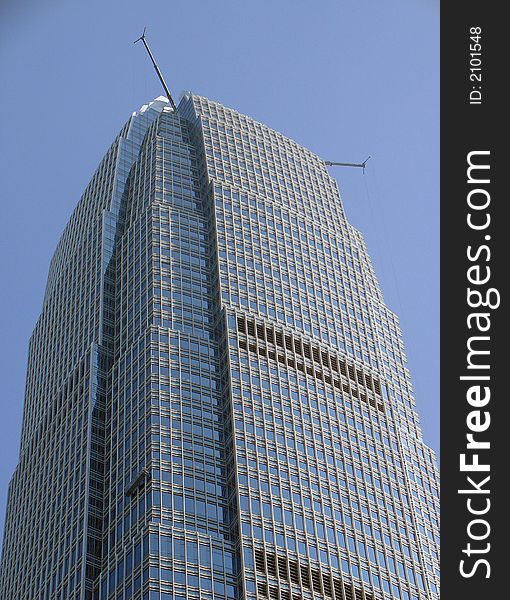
xmin=0 ymin=94 xmax=439 ymax=600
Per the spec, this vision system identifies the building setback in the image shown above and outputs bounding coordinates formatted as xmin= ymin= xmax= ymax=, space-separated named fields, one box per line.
xmin=0 ymin=94 xmax=440 ymax=600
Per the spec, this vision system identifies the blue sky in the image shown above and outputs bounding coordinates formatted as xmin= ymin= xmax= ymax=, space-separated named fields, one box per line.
xmin=0 ymin=0 xmax=439 ymax=542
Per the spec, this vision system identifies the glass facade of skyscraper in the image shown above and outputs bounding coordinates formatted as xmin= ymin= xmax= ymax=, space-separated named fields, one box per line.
xmin=0 ymin=94 xmax=439 ymax=600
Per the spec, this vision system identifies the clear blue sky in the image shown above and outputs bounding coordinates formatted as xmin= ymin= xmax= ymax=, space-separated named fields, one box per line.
xmin=0 ymin=0 xmax=439 ymax=543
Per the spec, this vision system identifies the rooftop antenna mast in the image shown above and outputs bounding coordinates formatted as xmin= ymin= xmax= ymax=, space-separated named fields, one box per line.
xmin=134 ymin=27 xmax=177 ymax=111
xmin=325 ymin=156 xmax=371 ymax=174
